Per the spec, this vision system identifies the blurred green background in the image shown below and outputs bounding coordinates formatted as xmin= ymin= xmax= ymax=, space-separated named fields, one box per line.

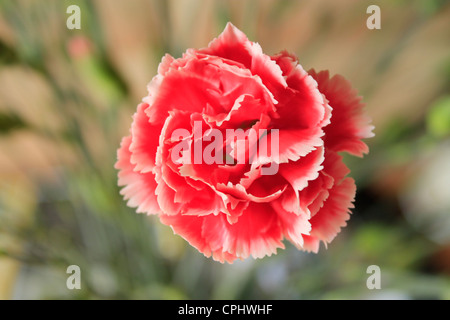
xmin=1 ymin=0 xmax=450 ymax=300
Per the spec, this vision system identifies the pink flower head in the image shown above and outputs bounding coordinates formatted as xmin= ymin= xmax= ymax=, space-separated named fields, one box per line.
xmin=115 ymin=23 xmax=374 ymax=263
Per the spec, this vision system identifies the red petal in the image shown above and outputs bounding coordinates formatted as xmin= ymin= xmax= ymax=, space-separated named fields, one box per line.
xmin=200 ymin=23 xmax=287 ymax=95
xmin=309 ymin=69 xmax=375 ymax=157
xmin=202 ymin=203 xmax=284 ymax=261
xmin=300 ymin=150 xmax=349 ymax=217
xmin=115 ymin=136 xmax=161 ymax=215
xmin=200 ymin=22 xmax=253 ymax=69
xmin=157 ymin=54 xmax=175 ymax=76
xmin=302 ymin=177 xmax=356 ymax=252
xmin=159 ymin=214 xmax=213 ymax=259
xmin=267 ymin=148 xmax=325 ymax=217
xmin=154 ymin=173 xmax=183 ymax=216
xmin=271 ymin=53 xmax=327 ymax=131
xmin=145 ymin=59 xmax=221 ymax=125
xmin=129 ymin=103 xmax=163 ymax=173
xmin=273 ymin=200 xmax=311 ymax=248
xmin=278 ymin=147 xmax=325 ymax=192
xmin=155 ymin=111 xmax=225 ymax=216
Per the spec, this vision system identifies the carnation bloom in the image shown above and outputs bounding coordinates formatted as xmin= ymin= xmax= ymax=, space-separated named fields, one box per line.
xmin=115 ymin=23 xmax=374 ymax=263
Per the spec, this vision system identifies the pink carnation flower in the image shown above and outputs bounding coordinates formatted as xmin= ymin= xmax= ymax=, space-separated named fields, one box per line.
xmin=115 ymin=23 xmax=374 ymax=263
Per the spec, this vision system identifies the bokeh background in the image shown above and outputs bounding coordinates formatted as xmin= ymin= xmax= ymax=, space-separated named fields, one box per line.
xmin=1 ymin=0 xmax=450 ymax=300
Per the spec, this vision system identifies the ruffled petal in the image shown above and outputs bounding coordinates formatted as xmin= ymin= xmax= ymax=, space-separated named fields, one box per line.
xmin=299 ymin=150 xmax=348 ymax=217
xmin=115 ymin=136 xmax=161 ymax=215
xmin=273 ymin=201 xmax=311 ymax=249
xmin=129 ymin=103 xmax=163 ymax=173
xmin=267 ymin=148 xmax=324 ymax=217
xmin=202 ymin=203 xmax=284 ymax=262
xmin=200 ymin=22 xmax=253 ymax=68
xmin=154 ymin=173 xmax=183 ymax=216
xmin=159 ymin=214 xmax=213 ymax=259
xmin=302 ymin=177 xmax=356 ymax=252
xmin=309 ymin=69 xmax=375 ymax=157
xmin=247 ymin=40 xmax=287 ymax=93
xmin=278 ymin=147 xmax=324 ymax=192
xmin=200 ymin=23 xmax=287 ymax=95
xmin=204 ymin=94 xmax=267 ymax=128
xmin=155 ymin=110 xmax=225 ymax=216
xmin=271 ymin=53 xmax=327 ymax=130
xmin=216 ymin=181 xmax=286 ymax=204
xmin=145 ymin=58 xmax=221 ymax=125
xmin=157 ymin=54 xmax=175 ymax=76
xmin=299 ymin=174 xmax=332 ymax=217
xmin=250 ymin=126 xmax=324 ymax=168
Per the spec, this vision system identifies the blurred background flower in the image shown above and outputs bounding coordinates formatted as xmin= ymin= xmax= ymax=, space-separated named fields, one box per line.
xmin=0 ymin=0 xmax=449 ymax=299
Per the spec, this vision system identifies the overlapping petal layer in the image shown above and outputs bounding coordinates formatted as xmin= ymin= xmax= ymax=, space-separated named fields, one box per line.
xmin=116 ymin=23 xmax=373 ymax=263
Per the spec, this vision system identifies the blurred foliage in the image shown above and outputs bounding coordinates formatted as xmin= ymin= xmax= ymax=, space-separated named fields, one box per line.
xmin=427 ymin=96 xmax=450 ymax=138
xmin=0 ymin=0 xmax=450 ymax=300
